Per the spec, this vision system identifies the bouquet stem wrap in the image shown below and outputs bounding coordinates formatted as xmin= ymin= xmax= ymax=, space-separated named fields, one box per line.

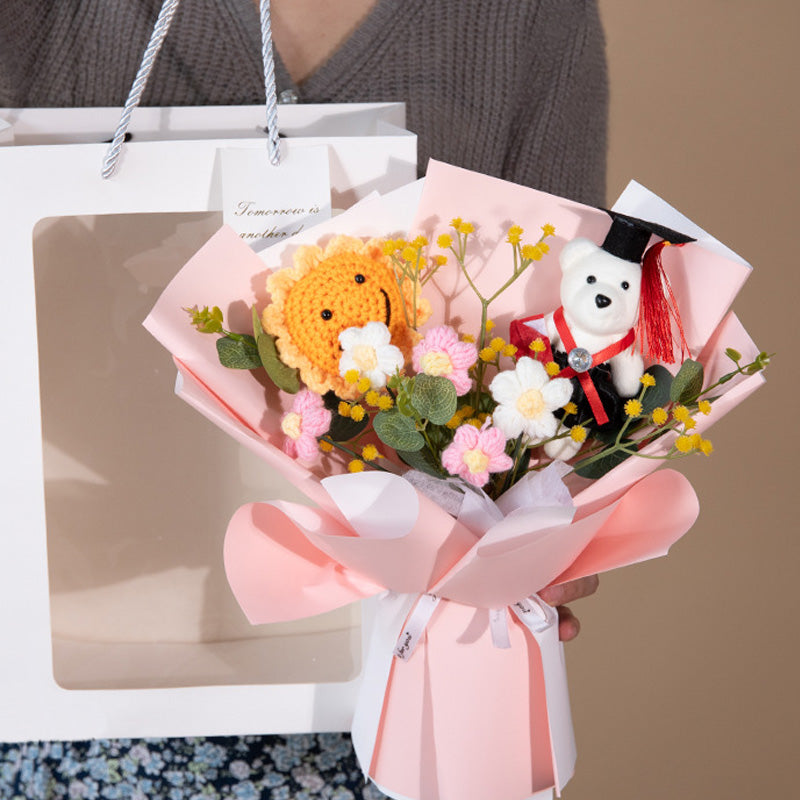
xmin=224 ymin=464 xmax=699 ymax=800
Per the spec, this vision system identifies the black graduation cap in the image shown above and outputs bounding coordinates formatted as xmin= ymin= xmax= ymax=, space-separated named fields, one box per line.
xmin=601 ymin=210 xmax=696 ymax=263
xmin=594 ymin=211 xmax=696 ymax=363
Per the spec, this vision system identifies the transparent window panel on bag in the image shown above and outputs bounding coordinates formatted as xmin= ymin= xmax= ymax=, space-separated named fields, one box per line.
xmin=33 ymin=211 xmax=361 ymax=690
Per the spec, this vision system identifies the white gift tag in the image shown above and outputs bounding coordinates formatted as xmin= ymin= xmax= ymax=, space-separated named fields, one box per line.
xmin=220 ymin=143 xmax=332 ymax=251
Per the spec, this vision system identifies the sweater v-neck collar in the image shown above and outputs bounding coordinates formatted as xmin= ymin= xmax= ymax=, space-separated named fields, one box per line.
xmin=229 ymin=0 xmax=402 ymax=99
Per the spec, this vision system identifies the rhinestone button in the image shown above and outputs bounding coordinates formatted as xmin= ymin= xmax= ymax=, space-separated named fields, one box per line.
xmin=277 ymin=88 xmax=299 ymax=104
xmin=567 ymin=347 xmax=593 ymax=373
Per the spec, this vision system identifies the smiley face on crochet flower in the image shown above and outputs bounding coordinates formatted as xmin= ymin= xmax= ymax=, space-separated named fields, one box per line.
xmin=263 ymin=236 xmax=421 ymax=398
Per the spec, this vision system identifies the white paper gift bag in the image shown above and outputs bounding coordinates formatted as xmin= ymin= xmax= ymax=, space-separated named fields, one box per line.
xmin=0 ymin=107 xmax=416 ymax=743
xmin=0 ymin=103 xmax=416 ymax=208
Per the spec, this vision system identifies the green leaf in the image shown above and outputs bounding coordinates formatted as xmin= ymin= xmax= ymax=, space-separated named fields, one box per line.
xmin=186 ymin=304 xmax=224 ymax=333
xmin=252 ymin=304 xmax=264 ymax=338
xmin=590 ymin=425 xmax=624 ymax=445
xmin=411 ymin=374 xmax=458 ymax=425
xmin=319 ymin=392 xmax=370 ymax=441
xmin=397 ymin=447 xmax=445 ymax=478
xmin=725 ymin=347 xmax=742 ymax=362
xmin=640 ymin=365 xmax=673 ymax=414
xmin=373 ymin=410 xmax=425 ymax=451
xmin=216 ymin=335 xmax=262 ymax=369
xmin=397 ymin=390 xmax=417 ymax=419
xmin=669 ymin=359 xmax=704 ymax=405
xmin=573 ymin=442 xmax=634 ymax=479
xmin=327 ymin=410 xmax=369 ymax=442
xmin=257 ymin=332 xmax=300 ymax=393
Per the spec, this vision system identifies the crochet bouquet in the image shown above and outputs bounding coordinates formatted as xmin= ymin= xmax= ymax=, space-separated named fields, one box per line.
xmin=145 ymin=161 xmax=767 ymax=800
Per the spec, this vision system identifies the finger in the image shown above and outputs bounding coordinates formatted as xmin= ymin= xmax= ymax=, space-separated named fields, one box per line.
xmin=539 ymin=574 xmax=599 ymax=607
xmin=557 ymin=605 xmax=580 ymax=642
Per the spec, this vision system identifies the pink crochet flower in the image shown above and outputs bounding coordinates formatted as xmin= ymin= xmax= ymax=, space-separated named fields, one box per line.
xmin=280 ymin=390 xmax=332 ymax=461
xmin=412 ymin=325 xmax=477 ymax=396
xmin=441 ymin=423 xmax=513 ymax=488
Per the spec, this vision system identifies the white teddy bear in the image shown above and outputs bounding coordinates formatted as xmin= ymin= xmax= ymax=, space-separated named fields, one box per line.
xmin=509 ymin=212 xmax=693 ymax=460
xmin=545 ymin=237 xmax=644 ymax=396
xmin=542 ymin=236 xmax=645 ymax=460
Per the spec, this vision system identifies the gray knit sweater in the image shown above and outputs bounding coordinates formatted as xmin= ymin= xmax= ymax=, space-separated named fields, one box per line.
xmin=0 ymin=0 xmax=608 ymax=204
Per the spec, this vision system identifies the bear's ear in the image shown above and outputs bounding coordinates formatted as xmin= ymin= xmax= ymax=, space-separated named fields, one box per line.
xmin=559 ymin=237 xmax=602 ymax=272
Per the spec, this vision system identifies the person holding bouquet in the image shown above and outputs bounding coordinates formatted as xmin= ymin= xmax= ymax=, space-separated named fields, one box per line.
xmin=0 ymin=1 xmax=605 ymax=797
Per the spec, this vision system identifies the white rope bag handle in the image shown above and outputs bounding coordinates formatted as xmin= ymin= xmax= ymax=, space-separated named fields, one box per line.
xmin=102 ymin=0 xmax=281 ymax=178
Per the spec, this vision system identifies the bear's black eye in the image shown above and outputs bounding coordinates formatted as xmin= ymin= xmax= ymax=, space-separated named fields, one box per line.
xmin=621 ymin=281 xmax=630 ymax=290
xmin=354 ymin=273 xmax=366 ymax=284
xmin=586 ymin=275 xmax=596 ymax=284
xmin=321 ymin=309 xmax=333 ymax=320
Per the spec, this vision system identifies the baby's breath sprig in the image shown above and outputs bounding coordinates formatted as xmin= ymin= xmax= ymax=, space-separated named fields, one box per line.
xmin=438 ymin=219 xmax=556 ymax=408
xmin=383 ymin=235 xmax=446 ymax=330
xmin=317 ymin=435 xmax=391 ymax=473
xmin=569 ymin=368 xmax=722 ymax=476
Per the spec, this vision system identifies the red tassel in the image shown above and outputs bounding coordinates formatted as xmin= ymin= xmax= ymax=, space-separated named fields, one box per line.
xmin=636 ymin=241 xmax=688 ymax=364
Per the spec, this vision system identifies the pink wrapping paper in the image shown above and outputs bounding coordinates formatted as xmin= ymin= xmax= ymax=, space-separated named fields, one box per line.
xmin=144 ymin=163 xmax=765 ymax=800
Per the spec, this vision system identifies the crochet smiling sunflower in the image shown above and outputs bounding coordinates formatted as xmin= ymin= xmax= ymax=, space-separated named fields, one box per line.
xmin=263 ymin=235 xmax=428 ymax=399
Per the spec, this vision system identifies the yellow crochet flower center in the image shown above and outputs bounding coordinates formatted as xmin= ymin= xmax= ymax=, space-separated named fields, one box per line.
xmin=421 ymin=350 xmax=453 ymax=377
xmin=352 ymin=344 xmax=378 ymax=372
xmin=516 ymin=388 xmax=545 ymax=419
xmin=463 ymin=448 xmax=490 ymax=474
xmin=280 ymin=411 xmax=302 ymax=440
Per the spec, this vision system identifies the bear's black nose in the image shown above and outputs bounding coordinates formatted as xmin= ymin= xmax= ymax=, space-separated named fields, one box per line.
xmin=595 ymin=294 xmax=611 ymax=308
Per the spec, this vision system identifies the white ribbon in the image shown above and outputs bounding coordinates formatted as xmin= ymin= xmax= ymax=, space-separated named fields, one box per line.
xmin=392 ymin=595 xmax=513 ymax=660
xmin=511 ymin=595 xmax=576 ymax=795
xmin=393 ymin=593 xmax=441 ymax=660
xmin=392 ymin=594 xmax=552 ymax=659
xmin=510 ymin=595 xmax=553 ymax=634
xmin=489 ymin=607 xmax=512 ymax=649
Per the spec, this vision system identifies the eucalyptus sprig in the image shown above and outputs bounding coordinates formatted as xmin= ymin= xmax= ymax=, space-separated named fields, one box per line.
xmin=184 ymin=304 xmax=300 ymax=391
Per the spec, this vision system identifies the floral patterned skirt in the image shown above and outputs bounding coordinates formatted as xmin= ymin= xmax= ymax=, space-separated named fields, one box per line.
xmin=0 ymin=735 xmax=389 ymax=800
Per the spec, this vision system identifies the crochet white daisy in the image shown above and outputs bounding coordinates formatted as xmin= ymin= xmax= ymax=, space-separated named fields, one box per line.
xmin=489 ymin=356 xmax=573 ymax=442
xmin=338 ymin=321 xmax=404 ymax=389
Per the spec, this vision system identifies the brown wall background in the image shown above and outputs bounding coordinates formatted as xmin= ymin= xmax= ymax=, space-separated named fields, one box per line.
xmin=564 ymin=4 xmax=799 ymax=798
